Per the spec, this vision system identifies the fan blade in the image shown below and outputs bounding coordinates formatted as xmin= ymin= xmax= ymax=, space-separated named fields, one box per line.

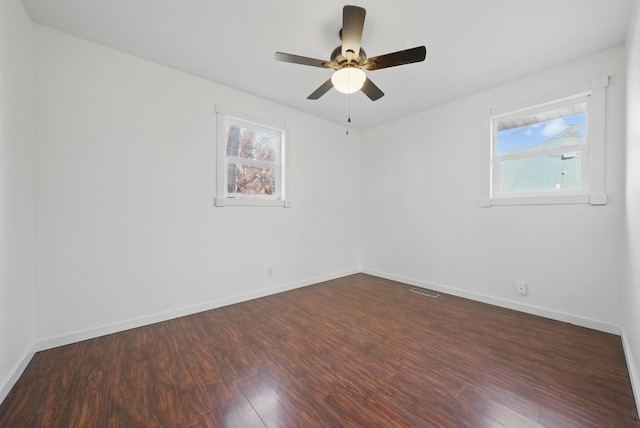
xmin=307 ymin=78 xmax=334 ymax=100
xmin=341 ymin=5 xmax=366 ymax=58
xmin=361 ymin=78 xmax=384 ymax=101
xmin=363 ymin=46 xmax=426 ymax=71
xmin=275 ymin=52 xmax=334 ymax=68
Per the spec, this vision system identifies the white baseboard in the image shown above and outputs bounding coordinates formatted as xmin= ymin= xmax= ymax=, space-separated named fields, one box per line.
xmin=0 ymin=344 xmax=35 ymax=405
xmin=362 ymin=268 xmax=621 ymax=335
xmin=36 ymin=269 xmax=360 ymax=351
xmin=622 ymin=328 xmax=640 ymax=416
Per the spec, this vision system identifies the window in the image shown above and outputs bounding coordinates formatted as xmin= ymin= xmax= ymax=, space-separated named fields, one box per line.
xmin=495 ymin=98 xmax=588 ymax=195
xmin=216 ymin=108 xmax=287 ymax=207
xmin=483 ymin=76 xmax=608 ymax=206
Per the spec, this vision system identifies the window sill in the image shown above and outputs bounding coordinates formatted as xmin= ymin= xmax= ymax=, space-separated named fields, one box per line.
xmin=215 ymin=198 xmax=290 ymax=207
xmin=481 ymin=193 xmax=606 ymax=207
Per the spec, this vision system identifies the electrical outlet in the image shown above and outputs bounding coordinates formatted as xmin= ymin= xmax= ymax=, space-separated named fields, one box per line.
xmin=267 ymin=268 xmax=273 ymax=278
xmin=516 ymin=281 xmax=528 ymax=295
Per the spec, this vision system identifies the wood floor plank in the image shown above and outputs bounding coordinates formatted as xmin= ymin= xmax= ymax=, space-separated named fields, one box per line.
xmin=459 ymin=383 xmax=543 ymax=423
xmin=457 ymin=385 xmax=544 ymax=427
xmin=252 ymin=361 xmax=344 ymax=427
xmin=173 ymin=366 xmax=226 ymax=428
xmin=422 ymin=322 xmax=635 ymax=424
xmin=322 ymin=386 xmax=418 ymax=427
xmin=1 ymin=273 xmax=638 ymax=427
xmin=0 ymin=389 xmax=37 ymax=427
xmin=66 ymin=367 xmax=111 ymax=427
xmin=144 ymin=367 xmax=188 ymax=428
xmin=237 ymin=372 xmax=314 ymax=427
xmin=202 ymin=373 xmax=266 ymax=428
xmin=107 ymin=361 xmax=149 ymax=427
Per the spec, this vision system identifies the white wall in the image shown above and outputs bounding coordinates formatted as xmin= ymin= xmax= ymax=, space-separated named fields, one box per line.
xmin=0 ymin=0 xmax=36 ymax=403
xmin=624 ymin=0 xmax=640 ymax=412
xmin=33 ymin=26 xmax=362 ymax=347
xmin=362 ymin=47 xmax=627 ymax=333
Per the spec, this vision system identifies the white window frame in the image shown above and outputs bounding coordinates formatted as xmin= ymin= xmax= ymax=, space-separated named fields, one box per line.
xmin=215 ymin=106 xmax=288 ymax=207
xmin=481 ymin=76 xmax=608 ymax=206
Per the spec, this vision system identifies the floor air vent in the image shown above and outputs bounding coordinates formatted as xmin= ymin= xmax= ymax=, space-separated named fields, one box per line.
xmin=410 ymin=288 xmax=440 ymax=298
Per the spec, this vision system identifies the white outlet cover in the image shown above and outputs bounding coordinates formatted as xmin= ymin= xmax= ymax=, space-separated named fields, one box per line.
xmin=516 ymin=282 xmax=528 ymax=295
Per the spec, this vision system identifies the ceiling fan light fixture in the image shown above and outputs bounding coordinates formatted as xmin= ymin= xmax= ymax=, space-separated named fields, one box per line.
xmin=331 ymin=67 xmax=366 ymax=94
xmin=275 ymin=6 xmax=426 ymax=101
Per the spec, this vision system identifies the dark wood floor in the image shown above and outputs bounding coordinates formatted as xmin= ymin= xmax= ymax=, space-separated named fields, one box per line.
xmin=1 ymin=274 xmax=638 ymax=427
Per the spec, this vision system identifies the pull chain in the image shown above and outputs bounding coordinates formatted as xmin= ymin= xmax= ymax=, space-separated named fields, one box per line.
xmin=346 ymin=94 xmax=352 ymax=135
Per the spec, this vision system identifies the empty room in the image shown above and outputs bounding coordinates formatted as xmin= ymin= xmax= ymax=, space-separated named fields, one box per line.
xmin=2 ymin=0 xmax=640 ymax=426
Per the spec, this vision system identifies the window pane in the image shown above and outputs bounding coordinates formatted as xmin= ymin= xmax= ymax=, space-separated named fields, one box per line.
xmin=497 ymin=104 xmax=586 ymax=156
xmin=227 ymin=164 xmax=276 ymax=195
xmin=499 ymin=152 xmax=582 ymax=194
xmin=225 ymin=123 xmax=277 ymax=163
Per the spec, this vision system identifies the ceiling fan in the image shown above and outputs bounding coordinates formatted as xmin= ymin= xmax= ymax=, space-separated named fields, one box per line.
xmin=275 ymin=5 xmax=426 ymax=101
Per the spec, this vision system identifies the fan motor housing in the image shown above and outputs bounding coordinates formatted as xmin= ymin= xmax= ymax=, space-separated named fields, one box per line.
xmin=330 ymin=46 xmax=367 ymax=69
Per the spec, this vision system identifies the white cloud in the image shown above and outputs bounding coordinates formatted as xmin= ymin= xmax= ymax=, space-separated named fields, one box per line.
xmin=540 ymin=118 xmax=567 ymax=137
xmin=524 ymin=122 xmax=541 ymax=135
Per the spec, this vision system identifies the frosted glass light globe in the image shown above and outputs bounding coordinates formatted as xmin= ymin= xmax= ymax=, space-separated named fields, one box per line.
xmin=331 ymin=68 xmax=366 ymax=94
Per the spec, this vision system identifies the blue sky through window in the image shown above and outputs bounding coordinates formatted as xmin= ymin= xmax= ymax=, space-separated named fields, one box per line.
xmin=497 ymin=113 xmax=586 ymax=156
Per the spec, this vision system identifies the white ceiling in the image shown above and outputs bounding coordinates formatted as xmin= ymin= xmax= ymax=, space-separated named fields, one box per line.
xmin=22 ymin=0 xmax=634 ymax=131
